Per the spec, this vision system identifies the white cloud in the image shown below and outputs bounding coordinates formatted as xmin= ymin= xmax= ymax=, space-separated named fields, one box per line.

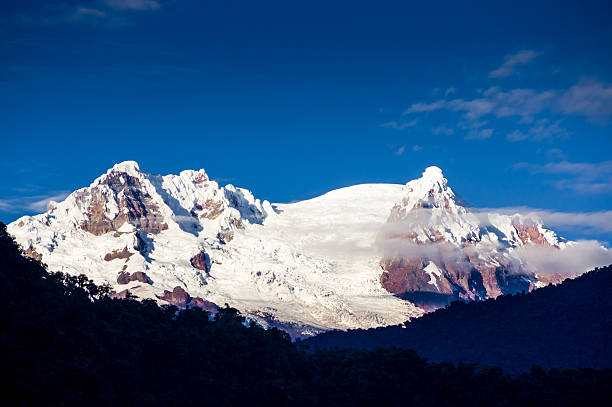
xmin=506 ymin=119 xmax=568 ymax=142
xmin=448 ymin=98 xmax=496 ymax=119
xmin=394 ymin=146 xmax=406 ymax=155
xmin=489 ymin=50 xmax=539 ymax=78
xmin=513 ymin=160 xmax=612 ymax=194
xmin=73 ymin=8 xmax=107 ymax=18
xmin=104 ymin=0 xmax=161 ymax=10
xmin=0 ymin=191 xmax=71 ymax=213
xmin=432 ymin=125 xmax=454 ymax=136
xmin=486 ymin=87 xmax=557 ymax=121
xmin=403 ymin=87 xmax=556 ymax=122
xmin=381 ymin=119 xmax=418 ymax=130
xmin=403 ymin=100 xmax=447 ymax=114
xmin=444 ymin=87 xmax=457 ymax=96
xmin=465 ymin=128 xmax=493 ymax=140
xmin=514 ymin=241 xmax=612 ymax=276
xmin=559 ymin=79 xmax=612 ymax=123
xmin=412 ymin=145 xmax=423 ymax=152
xmin=476 ymin=207 xmax=612 ymax=234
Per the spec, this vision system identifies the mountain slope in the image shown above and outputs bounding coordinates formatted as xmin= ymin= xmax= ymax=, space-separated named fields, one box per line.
xmin=8 ymin=162 xmax=421 ymax=333
xmin=303 ymin=265 xmax=612 ymax=372
xmin=7 ymin=161 xmax=606 ymax=335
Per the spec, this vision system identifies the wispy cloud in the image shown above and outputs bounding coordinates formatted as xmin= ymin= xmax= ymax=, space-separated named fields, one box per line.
xmin=506 ymin=119 xmax=568 ymax=142
xmin=475 ymin=207 xmax=612 ymax=234
xmin=403 ymin=100 xmax=447 ymax=114
xmin=559 ymin=79 xmax=612 ymax=124
xmin=73 ymin=7 xmax=107 ymax=18
xmin=0 ymin=191 xmax=71 ymax=213
xmin=514 ymin=160 xmax=612 ymax=194
xmin=104 ymin=0 xmax=161 ymax=11
xmin=465 ymin=128 xmax=493 ymax=140
xmin=395 ymin=49 xmax=611 ymax=143
xmin=14 ymin=0 xmax=161 ymax=27
xmin=432 ymin=125 xmax=454 ymax=136
xmin=489 ymin=50 xmax=539 ymax=78
xmin=444 ymin=87 xmax=457 ymax=96
xmin=381 ymin=119 xmax=418 ymax=130
xmin=403 ymin=87 xmax=556 ymax=122
xmin=394 ymin=145 xmax=406 ymax=155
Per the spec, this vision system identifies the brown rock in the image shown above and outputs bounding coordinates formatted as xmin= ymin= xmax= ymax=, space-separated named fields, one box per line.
xmin=379 ymin=241 xmax=533 ymax=311
xmin=160 ymin=286 xmax=191 ymax=306
xmin=77 ymin=172 xmax=168 ymax=236
xmin=24 ymin=246 xmax=43 ymax=262
xmin=189 ymin=297 xmax=219 ymax=314
xmin=104 ymin=247 xmax=133 ymax=261
xmin=217 ymin=227 xmax=234 ymax=244
xmin=159 ymin=286 xmax=219 ymax=312
xmin=513 ymin=222 xmax=554 ymax=246
xmin=117 ymin=271 xmax=151 ymax=285
xmin=194 ymin=172 xmax=209 ymax=185
xmin=190 ymin=251 xmax=208 ymax=273
xmin=196 ymin=199 xmax=224 ymax=220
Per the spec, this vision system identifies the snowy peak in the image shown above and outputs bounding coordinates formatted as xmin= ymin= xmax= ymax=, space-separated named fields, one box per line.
xmin=417 ymin=166 xmax=446 ymax=191
xmin=378 ymin=166 xmax=566 ymax=309
xmin=394 ymin=166 xmax=466 ymax=216
xmin=19 ymin=161 xmax=272 ymax=242
xmin=109 ymin=160 xmax=141 ymax=175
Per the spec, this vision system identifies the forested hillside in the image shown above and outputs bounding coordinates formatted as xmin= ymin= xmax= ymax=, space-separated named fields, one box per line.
xmin=1 ymin=222 xmax=610 ymax=406
xmin=305 ymin=264 xmax=612 ymax=372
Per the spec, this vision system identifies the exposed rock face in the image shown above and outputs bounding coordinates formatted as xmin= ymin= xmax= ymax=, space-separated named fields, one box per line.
xmin=195 ymin=198 xmax=224 ymax=220
xmin=77 ymin=171 xmax=168 ymax=236
xmin=117 ymin=271 xmax=152 ymax=285
xmin=513 ymin=222 xmax=556 ymax=247
xmin=188 ymin=297 xmax=219 ymax=314
xmin=190 ymin=251 xmax=208 ymax=273
xmin=378 ymin=166 xmax=554 ymax=310
xmin=160 ymin=286 xmax=191 ymax=305
xmin=24 ymin=246 xmax=43 ymax=262
xmin=104 ymin=247 xmax=133 ymax=261
xmin=217 ymin=227 xmax=234 ymax=244
xmin=159 ymin=286 xmax=218 ymax=312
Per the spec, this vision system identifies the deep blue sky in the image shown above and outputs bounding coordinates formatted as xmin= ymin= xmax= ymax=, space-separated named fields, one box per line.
xmin=1 ymin=0 xmax=611 ymax=241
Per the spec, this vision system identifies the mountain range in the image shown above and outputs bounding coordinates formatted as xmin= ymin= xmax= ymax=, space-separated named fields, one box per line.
xmin=7 ymin=161 xmax=596 ymax=335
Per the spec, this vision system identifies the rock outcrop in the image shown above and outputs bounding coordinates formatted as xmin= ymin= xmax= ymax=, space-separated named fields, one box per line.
xmin=117 ymin=271 xmax=152 ymax=285
xmin=190 ymin=251 xmax=208 ymax=273
xmin=159 ymin=286 xmax=218 ymax=313
xmin=76 ymin=167 xmax=168 ymax=236
xmin=24 ymin=246 xmax=43 ymax=262
xmin=104 ymin=247 xmax=133 ymax=261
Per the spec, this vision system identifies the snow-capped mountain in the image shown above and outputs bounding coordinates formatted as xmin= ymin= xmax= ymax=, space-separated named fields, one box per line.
xmin=377 ymin=166 xmax=563 ymax=309
xmin=7 ymin=162 xmax=577 ymax=335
